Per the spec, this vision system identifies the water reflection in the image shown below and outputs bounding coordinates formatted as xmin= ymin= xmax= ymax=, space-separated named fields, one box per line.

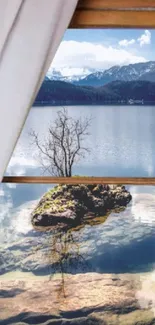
xmin=131 ymin=186 xmax=155 ymax=225
xmin=1 ymin=185 xmax=155 ymax=323
xmin=1 ymin=185 xmax=155 ymax=274
xmin=46 ymin=230 xmax=90 ymax=298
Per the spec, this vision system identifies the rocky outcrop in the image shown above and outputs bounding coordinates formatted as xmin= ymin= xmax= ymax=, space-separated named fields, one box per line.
xmin=31 ymin=184 xmax=132 ymax=229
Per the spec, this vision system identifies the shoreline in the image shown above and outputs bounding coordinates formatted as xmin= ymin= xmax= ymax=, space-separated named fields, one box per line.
xmin=33 ymin=102 xmax=155 ymax=107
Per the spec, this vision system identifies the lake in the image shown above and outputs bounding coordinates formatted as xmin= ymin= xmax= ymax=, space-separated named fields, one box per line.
xmin=5 ymin=105 xmax=155 ymax=177
xmin=1 ymin=183 xmax=155 ymax=323
xmin=1 ymin=105 xmax=155 ymax=324
xmin=1 ymin=183 xmax=155 ymax=274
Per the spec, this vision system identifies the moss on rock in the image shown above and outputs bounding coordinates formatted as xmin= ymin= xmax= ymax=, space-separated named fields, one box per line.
xmin=31 ymin=184 xmax=132 ymax=229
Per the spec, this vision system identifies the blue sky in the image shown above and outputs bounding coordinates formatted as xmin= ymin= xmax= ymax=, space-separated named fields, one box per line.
xmin=48 ymin=29 xmax=154 ymax=77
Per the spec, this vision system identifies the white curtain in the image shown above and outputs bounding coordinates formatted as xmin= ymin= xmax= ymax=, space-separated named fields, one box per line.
xmin=0 ymin=0 xmax=78 ymax=180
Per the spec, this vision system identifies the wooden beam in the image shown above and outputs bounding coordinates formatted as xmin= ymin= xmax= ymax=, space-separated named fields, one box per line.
xmin=69 ymin=9 xmax=155 ymax=28
xmin=2 ymin=176 xmax=155 ymax=185
xmin=77 ymin=0 xmax=155 ymax=10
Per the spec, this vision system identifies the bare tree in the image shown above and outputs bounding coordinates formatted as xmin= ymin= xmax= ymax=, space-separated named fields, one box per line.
xmin=30 ymin=108 xmax=91 ymax=176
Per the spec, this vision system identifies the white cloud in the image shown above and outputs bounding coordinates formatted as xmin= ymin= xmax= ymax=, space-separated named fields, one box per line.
xmin=12 ymin=201 xmax=36 ymax=234
xmin=119 ymin=30 xmax=151 ymax=49
xmin=131 ymin=193 xmax=155 ymax=224
xmin=119 ymin=39 xmax=135 ymax=47
xmin=49 ymin=40 xmax=147 ymax=77
xmin=6 ymin=183 xmax=17 ymax=189
xmin=6 ymin=154 xmax=39 ymax=176
xmin=0 ymin=188 xmax=5 ymax=196
xmin=138 ymin=30 xmax=151 ymax=47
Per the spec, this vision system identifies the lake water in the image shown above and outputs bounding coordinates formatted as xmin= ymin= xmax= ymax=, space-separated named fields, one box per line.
xmin=5 ymin=105 xmax=155 ymax=177
xmin=1 ymin=184 xmax=155 ymax=274
xmin=2 ymin=105 xmax=155 ymax=323
xmin=1 ymin=183 xmax=155 ymax=323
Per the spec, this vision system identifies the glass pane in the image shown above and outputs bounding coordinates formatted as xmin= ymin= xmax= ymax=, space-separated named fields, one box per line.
xmin=5 ymin=28 xmax=155 ymax=177
xmin=1 ymin=183 xmax=155 ymax=324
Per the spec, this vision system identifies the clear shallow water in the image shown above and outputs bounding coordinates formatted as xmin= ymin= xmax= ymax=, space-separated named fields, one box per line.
xmin=5 ymin=105 xmax=155 ymax=176
xmin=1 ymin=184 xmax=155 ymax=323
xmin=1 ymin=184 xmax=155 ymax=274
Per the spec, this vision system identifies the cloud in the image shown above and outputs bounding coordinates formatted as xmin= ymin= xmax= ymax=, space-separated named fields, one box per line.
xmin=131 ymin=193 xmax=155 ymax=224
xmin=12 ymin=201 xmax=36 ymax=235
xmin=0 ymin=188 xmax=5 ymax=196
xmin=6 ymin=153 xmax=39 ymax=176
xmin=119 ymin=39 xmax=135 ymax=47
xmin=49 ymin=40 xmax=147 ymax=77
xmin=138 ymin=30 xmax=151 ymax=47
xmin=119 ymin=30 xmax=151 ymax=49
xmin=6 ymin=183 xmax=17 ymax=189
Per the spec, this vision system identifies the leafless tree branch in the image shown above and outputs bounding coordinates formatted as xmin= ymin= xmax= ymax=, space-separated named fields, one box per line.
xmin=29 ymin=107 xmax=92 ymax=177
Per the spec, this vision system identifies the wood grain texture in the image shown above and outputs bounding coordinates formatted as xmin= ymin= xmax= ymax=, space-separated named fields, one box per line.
xmin=69 ymin=9 xmax=155 ymax=28
xmin=77 ymin=0 xmax=155 ymax=10
xmin=3 ymin=176 xmax=155 ymax=185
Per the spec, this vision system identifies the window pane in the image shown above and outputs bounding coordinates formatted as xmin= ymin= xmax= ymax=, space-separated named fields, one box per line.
xmin=1 ymin=183 xmax=155 ymax=323
xmin=5 ymin=29 xmax=155 ymax=177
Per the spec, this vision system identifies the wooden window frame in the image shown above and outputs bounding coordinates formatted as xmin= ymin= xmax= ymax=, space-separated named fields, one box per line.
xmin=3 ymin=0 xmax=155 ymax=185
xmin=70 ymin=0 xmax=155 ymax=28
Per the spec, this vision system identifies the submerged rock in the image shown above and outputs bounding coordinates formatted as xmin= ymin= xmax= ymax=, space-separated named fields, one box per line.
xmin=31 ymin=184 xmax=132 ymax=229
xmin=0 ymin=272 xmax=155 ymax=325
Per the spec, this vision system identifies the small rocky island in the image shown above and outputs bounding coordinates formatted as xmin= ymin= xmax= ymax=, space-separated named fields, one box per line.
xmin=31 ymin=184 xmax=132 ymax=230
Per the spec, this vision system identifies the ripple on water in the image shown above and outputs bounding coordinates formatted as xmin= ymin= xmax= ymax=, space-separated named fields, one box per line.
xmin=1 ymin=186 xmax=155 ymax=275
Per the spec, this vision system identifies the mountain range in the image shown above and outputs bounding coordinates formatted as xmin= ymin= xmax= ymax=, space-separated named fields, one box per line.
xmin=47 ymin=61 xmax=155 ymax=86
xmin=74 ymin=61 xmax=155 ymax=87
xmin=33 ymin=61 xmax=155 ymax=106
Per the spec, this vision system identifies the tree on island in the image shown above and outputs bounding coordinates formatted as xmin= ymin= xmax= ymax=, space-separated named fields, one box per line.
xmin=30 ymin=108 xmax=91 ymax=176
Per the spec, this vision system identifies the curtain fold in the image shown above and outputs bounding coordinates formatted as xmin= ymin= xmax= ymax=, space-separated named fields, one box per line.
xmin=0 ymin=0 xmax=78 ymax=181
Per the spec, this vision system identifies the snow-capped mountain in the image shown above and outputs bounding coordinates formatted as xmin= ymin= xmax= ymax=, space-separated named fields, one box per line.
xmin=46 ymin=67 xmax=97 ymax=83
xmin=74 ymin=61 xmax=155 ymax=87
xmin=101 ymin=61 xmax=155 ymax=81
xmin=45 ymin=61 xmax=155 ymax=87
xmin=36 ymin=62 xmax=155 ymax=106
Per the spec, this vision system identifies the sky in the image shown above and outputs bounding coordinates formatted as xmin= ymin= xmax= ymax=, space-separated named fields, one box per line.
xmin=47 ymin=29 xmax=155 ymax=77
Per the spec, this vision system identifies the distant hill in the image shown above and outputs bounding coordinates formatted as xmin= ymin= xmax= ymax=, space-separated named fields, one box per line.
xmin=34 ymin=79 xmax=114 ymax=105
xmin=33 ymin=78 xmax=155 ymax=106
xmin=99 ymin=80 xmax=155 ymax=102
